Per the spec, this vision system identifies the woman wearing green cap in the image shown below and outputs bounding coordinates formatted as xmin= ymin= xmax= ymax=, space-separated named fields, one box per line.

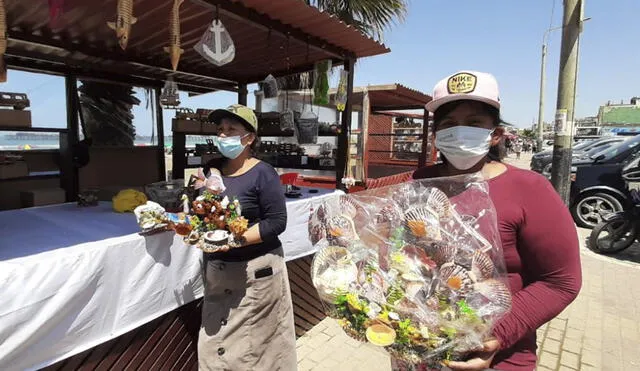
xmin=197 ymin=104 xmax=297 ymax=371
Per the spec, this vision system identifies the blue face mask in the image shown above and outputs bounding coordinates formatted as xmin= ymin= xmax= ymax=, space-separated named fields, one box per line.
xmin=213 ymin=134 xmax=249 ymax=159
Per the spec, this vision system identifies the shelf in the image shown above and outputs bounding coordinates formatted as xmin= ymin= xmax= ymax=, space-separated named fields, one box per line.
xmin=0 ymin=126 xmax=68 ymax=133
xmin=0 ymin=170 xmax=60 ymax=182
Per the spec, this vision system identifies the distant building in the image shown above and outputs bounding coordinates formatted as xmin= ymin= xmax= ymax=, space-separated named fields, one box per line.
xmin=598 ymin=98 xmax=640 ymax=136
xmin=575 ymin=116 xmax=599 ymax=137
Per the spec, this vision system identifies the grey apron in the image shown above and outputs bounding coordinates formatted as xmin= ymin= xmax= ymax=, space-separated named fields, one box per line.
xmin=198 ymin=247 xmax=297 ymax=371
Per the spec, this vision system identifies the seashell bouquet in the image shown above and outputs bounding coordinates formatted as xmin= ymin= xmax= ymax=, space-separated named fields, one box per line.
xmin=134 ymin=190 xmax=248 ymax=253
xmin=308 ymin=176 xmax=511 ymax=367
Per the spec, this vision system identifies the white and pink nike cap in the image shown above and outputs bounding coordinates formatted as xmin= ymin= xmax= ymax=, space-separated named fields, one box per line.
xmin=425 ymin=71 xmax=501 ymax=113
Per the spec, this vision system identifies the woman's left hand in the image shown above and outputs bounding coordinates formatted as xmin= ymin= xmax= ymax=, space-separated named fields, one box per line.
xmin=446 ymin=339 xmax=500 ymax=371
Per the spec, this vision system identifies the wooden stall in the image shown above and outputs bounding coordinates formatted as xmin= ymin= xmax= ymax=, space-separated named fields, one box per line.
xmin=0 ymin=1 xmax=390 ymax=370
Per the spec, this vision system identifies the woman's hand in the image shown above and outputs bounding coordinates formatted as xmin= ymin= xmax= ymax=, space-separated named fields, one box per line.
xmin=446 ymin=338 xmax=500 ymax=371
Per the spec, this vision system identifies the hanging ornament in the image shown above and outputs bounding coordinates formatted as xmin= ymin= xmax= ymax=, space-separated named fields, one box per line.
xmin=107 ymin=0 xmax=137 ymax=50
xmin=262 ymin=74 xmax=279 ymax=99
xmin=160 ymin=78 xmax=180 ymax=108
xmin=297 ymin=108 xmax=319 ymax=145
xmin=313 ymin=60 xmax=331 ymax=106
xmin=0 ymin=0 xmax=6 ymax=83
xmin=194 ymin=12 xmax=235 ymax=67
xmin=335 ymin=69 xmax=349 ymax=112
xmin=164 ymin=0 xmax=184 ymax=71
xmin=48 ymin=0 xmax=64 ymax=29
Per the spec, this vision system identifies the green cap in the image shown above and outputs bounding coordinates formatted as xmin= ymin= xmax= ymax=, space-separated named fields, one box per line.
xmin=208 ymin=104 xmax=258 ymax=132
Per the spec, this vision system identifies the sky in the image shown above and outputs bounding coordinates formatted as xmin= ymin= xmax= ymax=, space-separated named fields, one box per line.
xmin=4 ymin=0 xmax=640 ymax=134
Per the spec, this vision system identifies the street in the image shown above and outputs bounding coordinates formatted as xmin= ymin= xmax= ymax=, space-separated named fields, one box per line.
xmin=296 ymin=153 xmax=640 ymax=371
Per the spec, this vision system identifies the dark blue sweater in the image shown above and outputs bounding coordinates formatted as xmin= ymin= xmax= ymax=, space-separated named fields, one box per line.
xmin=205 ymin=160 xmax=287 ymax=262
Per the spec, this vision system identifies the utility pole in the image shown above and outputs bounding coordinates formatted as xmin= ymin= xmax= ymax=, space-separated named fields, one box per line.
xmin=550 ymin=0 xmax=586 ymax=205
xmin=536 ymin=42 xmax=547 ymax=153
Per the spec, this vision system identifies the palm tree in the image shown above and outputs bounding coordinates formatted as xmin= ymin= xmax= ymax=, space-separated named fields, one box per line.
xmin=305 ymin=0 xmax=407 ymax=42
xmin=78 ymin=81 xmax=140 ymax=147
xmin=277 ymin=0 xmax=407 ymax=90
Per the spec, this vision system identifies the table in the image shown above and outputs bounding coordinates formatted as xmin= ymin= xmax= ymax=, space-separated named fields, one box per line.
xmin=0 ymin=188 xmax=341 ymax=371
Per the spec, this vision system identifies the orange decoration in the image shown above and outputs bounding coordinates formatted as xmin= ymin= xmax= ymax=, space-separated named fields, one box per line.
xmin=407 ymin=220 xmax=427 ymax=238
xmin=447 ymin=276 xmax=463 ymax=290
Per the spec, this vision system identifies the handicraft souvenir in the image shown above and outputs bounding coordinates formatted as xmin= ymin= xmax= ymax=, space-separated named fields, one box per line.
xmin=308 ymin=176 xmax=511 ymax=367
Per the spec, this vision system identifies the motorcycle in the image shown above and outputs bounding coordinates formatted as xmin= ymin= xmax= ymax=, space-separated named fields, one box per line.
xmin=588 ymin=159 xmax=640 ymax=254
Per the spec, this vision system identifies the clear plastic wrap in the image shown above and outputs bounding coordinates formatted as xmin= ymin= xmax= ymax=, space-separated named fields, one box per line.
xmin=308 ymin=175 xmax=510 ymax=367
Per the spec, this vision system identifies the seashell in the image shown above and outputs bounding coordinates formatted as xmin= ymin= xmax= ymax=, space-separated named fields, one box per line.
xmin=311 ymin=246 xmax=358 ymax=302
xmin=309 ymin=223 xmax=326 ymax=245
xmin=474 ymin=279 xmax=512 ymax=312
xmin=471 ymin=250 xmax=495 ymax=280
xmin=315 ymin=204 xmax=327 ymax=222
xmin=404 ymin=206 xmax=442 ymax=240
xmin=429 ymin=242 xmax=457 ymax=266
xmin=401 ymin=244 xmax=437 ymax=269
xmin=366 ymin=324 xmax=396 ymax=347
xmin=425 ymin=187 xmax=452 ymax=219
xmin=339 ymin=195 xmax=359 ymax=219
xmin=327 ymin=215 xmax=356 ymax=238
xmin=439 ymin=263 xmax=476 ymax=294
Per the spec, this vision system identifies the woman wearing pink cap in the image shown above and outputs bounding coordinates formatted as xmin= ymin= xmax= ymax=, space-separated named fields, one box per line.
xmin=410 ymin=71 xmax=582 ymax=371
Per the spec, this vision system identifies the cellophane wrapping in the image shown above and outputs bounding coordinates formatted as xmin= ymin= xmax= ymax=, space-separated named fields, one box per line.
xmin=308 ymin=175 xmax=511 ymax=367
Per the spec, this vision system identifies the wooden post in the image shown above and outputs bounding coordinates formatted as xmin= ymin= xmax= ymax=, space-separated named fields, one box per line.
xmin=171 ymin=129 xmax=186 ymax=182
xmin=238 ymin=83 xmax=248 ymax=106
xmin=154 ymin=87 xmax=166 ymax=181
xmin=418 ymin=108 xmax=429 ymax=168
xmin=336 ymin=58 xmax=355 ymax=190
xmin=62 ymin=74 xmax=80 ymax=201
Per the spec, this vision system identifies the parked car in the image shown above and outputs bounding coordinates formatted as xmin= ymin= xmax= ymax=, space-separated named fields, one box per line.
xmin=530 ymin=136 xmax=626 ymax=176
xmin=569 ymin=134 xmax=640 ymax=228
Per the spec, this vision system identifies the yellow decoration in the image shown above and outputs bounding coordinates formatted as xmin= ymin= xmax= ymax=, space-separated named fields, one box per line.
xmin=366 ymin=324 xmax=396 ymax=347
xmin=112 ymin=189 xmax=148 ymax=213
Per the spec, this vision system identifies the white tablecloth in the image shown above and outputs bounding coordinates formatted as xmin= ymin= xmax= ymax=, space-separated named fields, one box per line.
xmin=0 ymin=188 xmax=341 ymax=371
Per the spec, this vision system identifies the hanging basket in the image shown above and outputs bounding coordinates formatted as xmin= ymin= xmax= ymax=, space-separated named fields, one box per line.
xmin=297 ymin=109 xmax=319 ymax=144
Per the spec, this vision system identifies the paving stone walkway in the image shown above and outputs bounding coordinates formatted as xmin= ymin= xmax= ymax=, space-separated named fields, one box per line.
xmin=295 ymin=153 xmax=640 ymax=370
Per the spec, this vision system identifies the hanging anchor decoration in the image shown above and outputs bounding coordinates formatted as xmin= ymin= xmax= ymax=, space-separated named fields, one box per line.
xmin=48 ymin=0 xmax=65 ymax=29
xmin=164 ymin=0 xmax=184 ymax=71
xmin=107 ymin=0 xmax=137 ymax=50
xmin=160 ymin=78 xmax=180 ymax=108
xmin=194 ymin=18 xmax=235 ymax=66
xmin=0 ymin=0 xmax=7 ymax=82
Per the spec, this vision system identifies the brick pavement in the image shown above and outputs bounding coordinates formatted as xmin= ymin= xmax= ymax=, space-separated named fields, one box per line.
xmin=296 ymin=153 xmax=640 ymax=370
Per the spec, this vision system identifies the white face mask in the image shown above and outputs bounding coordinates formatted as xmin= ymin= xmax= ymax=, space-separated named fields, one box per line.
xmin=435 ymin=126 xmax=494 ymax=170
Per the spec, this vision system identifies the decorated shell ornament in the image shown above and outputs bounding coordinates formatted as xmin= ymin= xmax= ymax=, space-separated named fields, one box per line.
xmin=424 ymin=187 xmax=452 ymax=219
xmin=404 ymin=206 xmax=442 ymax=240
xmin=439 ymin=263 xmax=476 ymax=294
xmin=311 ymin=246 xmax=358 ymax=302
xmin=473 ymin=279 xmax=512 ymax=312
xmin=471 ymin=250 xmax=495 ymax=280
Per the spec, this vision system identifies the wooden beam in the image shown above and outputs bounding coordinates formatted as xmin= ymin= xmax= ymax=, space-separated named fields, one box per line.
xmin=336 ymin=58 xmax=355 ymax=190
xmin=193 ymin=0 xmax=354 ymax=60
xmin=418 ymin=108 xmax=429 ymax=168
xmin=238 ymin=83 xmax=248 ymax=106
xmin=62 ymin=74 xmax=80 ymax=202
xmin=7 ymin=30 xmax=240 ymax=89
xmin=155 ymin=87 xmax=167 ymax=181
xmin=5 ymin=52 xmax=233 ymax=94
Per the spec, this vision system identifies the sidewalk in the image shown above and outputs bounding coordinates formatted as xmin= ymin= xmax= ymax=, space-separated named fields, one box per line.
xmin=295 ymin=153 xmax=640 ymax=371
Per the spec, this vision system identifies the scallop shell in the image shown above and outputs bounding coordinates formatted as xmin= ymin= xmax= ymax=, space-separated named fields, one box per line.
xmin=311 ymin=246 xmax=358 ymax=302
xmin=404 ymin=207 xmax=442 ymax=240
xmin=430 ymin=243 xmax=457 ymax=266
xmin=401 ymin=244 xmax=437 ymax=269
xmin=425 ymin=187 xmax=452 ymax=219
xmin=474 ymin=279 xmax=512 ymax=312
xmin=339 ymin=195 xmax=359 ymax=219
xmin=327 ymin=215 xmax=358 ymax=240
xmin=471 ymin=250 xmax=495 ymax=280
xmin=439 ymin=263 xmax=476 ymax=294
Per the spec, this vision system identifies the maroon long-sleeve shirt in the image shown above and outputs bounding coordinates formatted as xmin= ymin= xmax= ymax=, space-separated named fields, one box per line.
xmin=413 ymin=164 xmax=582 ymax=370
